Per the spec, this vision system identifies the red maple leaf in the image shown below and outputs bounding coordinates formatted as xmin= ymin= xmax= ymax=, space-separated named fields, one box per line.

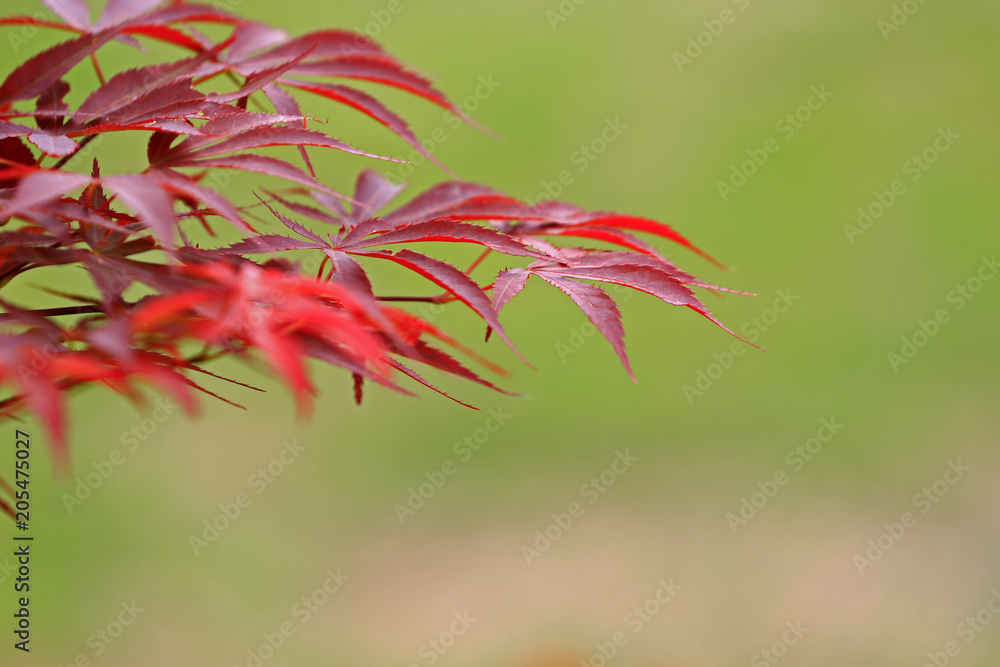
xmin=0 ymin=0 xmax=752 ymax=519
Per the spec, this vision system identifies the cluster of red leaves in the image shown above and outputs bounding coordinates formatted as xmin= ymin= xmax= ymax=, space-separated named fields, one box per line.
xmin=0 ymin=0 xmax=745 ymax=513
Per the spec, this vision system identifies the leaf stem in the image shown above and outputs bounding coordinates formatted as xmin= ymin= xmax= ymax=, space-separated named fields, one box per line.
xmin=90 ymin=53 xmax=106 ymax=85
xmin=465 ymin=248 xmax=492 ymax=275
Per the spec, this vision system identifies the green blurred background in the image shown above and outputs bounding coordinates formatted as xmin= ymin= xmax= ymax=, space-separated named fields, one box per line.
xmin=3 ymin=1 xmax=1000 ymax=666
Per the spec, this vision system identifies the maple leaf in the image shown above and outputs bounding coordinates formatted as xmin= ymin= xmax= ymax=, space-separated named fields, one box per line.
xmin=0 ymin=1 xmax=751 ymax=514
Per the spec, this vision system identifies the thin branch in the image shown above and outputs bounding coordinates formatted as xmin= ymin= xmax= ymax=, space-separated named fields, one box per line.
xmin=375 ymin=294 xmax=457 ymax=304
xmin=53 ymin=135 xmax=96 ymax=170
xmin=0 ymin=305 xmax=103 ymax=321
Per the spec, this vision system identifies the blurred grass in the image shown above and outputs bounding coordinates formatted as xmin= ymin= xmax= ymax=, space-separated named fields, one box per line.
xmin=2 ymin=1 xmax=1000 ymax=666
